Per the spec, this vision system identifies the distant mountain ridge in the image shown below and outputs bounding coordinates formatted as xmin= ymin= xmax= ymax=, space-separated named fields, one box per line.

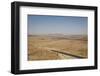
xmin=28 ymin=33 xmax=87 ymax=41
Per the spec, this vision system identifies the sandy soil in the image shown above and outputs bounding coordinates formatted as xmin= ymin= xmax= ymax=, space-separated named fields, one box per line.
xmin=28 ymin=35 xmax=88 ymax=61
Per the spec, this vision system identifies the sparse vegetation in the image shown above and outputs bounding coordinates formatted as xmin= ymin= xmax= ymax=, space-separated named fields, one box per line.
xmin=28 ymin=35 xmax=88 ymax=61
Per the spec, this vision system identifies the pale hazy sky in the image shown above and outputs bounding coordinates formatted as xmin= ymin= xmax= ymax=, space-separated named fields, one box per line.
xmin=28 ymin=15 xmax=87 ymax=35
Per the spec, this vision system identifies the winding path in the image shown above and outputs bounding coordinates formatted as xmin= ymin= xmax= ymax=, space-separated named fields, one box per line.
xmin=38 ymin=47 xmax=86 ymax=59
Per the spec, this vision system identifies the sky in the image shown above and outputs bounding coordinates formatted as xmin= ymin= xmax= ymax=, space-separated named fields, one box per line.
xmin=28 ymin=15 xmax=87 ymax=35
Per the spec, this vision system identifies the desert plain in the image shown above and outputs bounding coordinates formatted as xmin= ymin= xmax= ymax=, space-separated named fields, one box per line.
xmin=28 ymin=34 xmax=88 ymax=61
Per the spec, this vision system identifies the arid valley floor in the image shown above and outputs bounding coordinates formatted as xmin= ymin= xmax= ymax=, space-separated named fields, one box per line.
xmin=28 ymin=34 xmax=88 ymax=61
